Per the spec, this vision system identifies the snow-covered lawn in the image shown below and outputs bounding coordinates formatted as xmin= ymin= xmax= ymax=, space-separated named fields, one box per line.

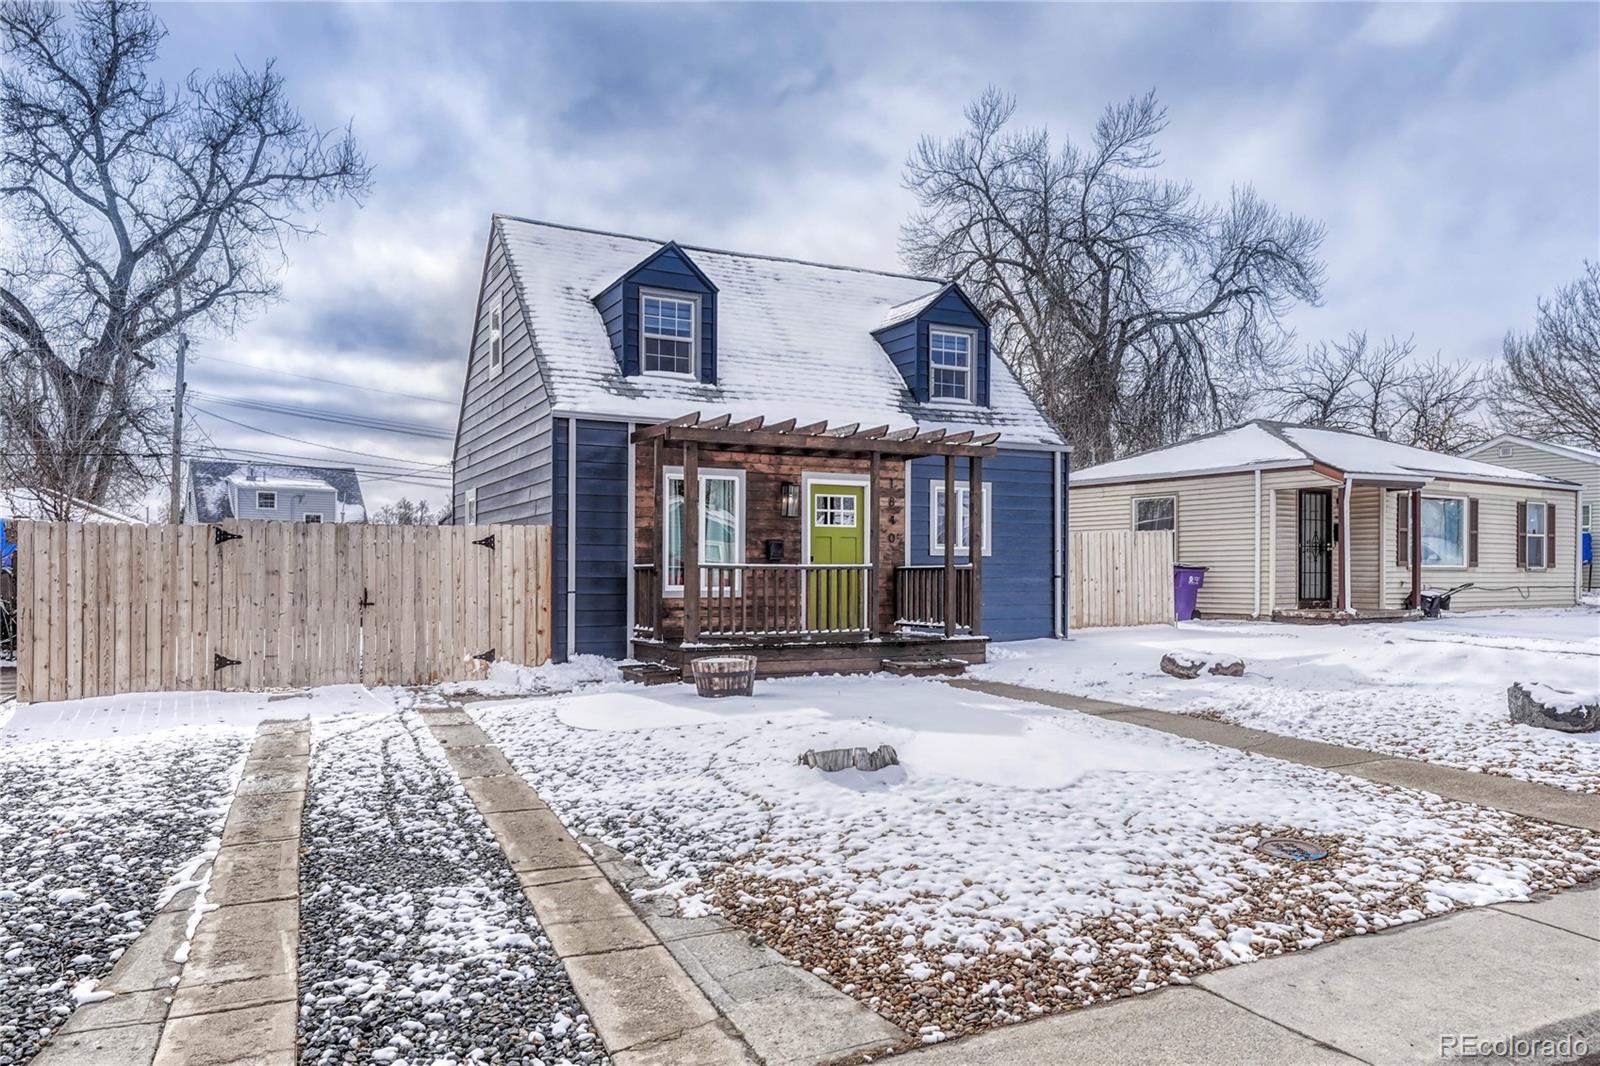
xmin=975 ymin=607 xmax=1600 ymax=793
xmin=473 ymin=676 xmax=1600 ymax=1044
xmin=298 ymin=693 xmax=605 ymax=1065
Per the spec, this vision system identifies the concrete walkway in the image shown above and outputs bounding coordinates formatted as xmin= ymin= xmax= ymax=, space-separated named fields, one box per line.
xmin=424 ymin=704 xmax=906 ymax=1066
xmin=34 ymin=719 xmax=308 ymax=1066
xmin=951 ymin=679 xmax=1600 ymax=831
xmin=900 ymin=884 xmax=1600 ymax=1066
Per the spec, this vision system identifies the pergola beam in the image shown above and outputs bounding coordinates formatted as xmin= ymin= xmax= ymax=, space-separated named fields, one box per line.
xmin=628 ymin=412 xmax=1001 ymax=459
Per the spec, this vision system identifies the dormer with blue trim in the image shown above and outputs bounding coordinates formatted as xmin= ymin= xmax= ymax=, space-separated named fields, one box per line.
xmin=592 ymin=242 xmax=719 ymax=384
xmin=872 ymin=283 xmax=991 ymax=406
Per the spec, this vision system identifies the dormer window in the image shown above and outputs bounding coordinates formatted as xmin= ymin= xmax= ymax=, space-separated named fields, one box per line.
xmin=642 ymin=292 xmax=696 ymax=375
xmin=930 ymin=328 xmax=973 ymax=400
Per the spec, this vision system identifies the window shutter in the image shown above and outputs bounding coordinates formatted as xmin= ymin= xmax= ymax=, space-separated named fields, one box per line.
xmin=1515 ymin=501 xmax=1527 ymax=569
xmin=1546 ymin=502 xmax=1557 ymax=570
xmin=1468 ymin=499 xmax=1480 ymax=568
xmin=1395 ymin=494 xmax=1409 ymax=566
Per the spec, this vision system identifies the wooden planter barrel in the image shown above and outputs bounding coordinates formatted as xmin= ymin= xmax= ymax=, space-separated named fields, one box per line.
xmin=691 ymin=655 xmax=757 ymax=698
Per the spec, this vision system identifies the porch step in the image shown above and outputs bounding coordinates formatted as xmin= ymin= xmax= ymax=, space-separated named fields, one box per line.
xmin=880 ymin=656 xmax=968 ymax=678
xmin=621 ymin=662 xmax=683 ymax=686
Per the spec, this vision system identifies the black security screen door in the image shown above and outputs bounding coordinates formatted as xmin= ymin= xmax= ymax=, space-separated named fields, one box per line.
xmin=1297 ymin=489 xmax=1333 ymax=608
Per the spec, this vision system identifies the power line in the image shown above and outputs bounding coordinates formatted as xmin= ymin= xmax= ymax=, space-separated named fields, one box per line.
xmin=208 ymin=446 xmax=452 ymax=480
xmin=196 ymin=353 xmax=456 ymax=406
xmin=190 ymin=405 xmax=455 ymax=467
xmin=188 ymin=391 xmax=454 ymax=440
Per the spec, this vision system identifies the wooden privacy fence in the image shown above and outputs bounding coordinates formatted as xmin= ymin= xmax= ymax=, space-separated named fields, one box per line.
xmin=14 ymin=521 xmax=552 ymax=702
xmin=1070 ymin=530 xmax=1176 ymax=628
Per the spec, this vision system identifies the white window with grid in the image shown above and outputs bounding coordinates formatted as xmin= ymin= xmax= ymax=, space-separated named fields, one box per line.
xmin=929 ymin=481 xmax=993 ymax=556
xmin=256 ymin=490 xmax=277 ymax=510
xmin=642 ymin=292 xmax=696 ymax=375
xmin=929 ymin=328 xmax=972 ymax=400
xmin=813 ymin=493 xmax=858 ymax=527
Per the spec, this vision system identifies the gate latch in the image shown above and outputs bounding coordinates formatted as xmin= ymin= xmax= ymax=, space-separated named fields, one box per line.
xmin=359 ymin=587 xmax=375 ymax=610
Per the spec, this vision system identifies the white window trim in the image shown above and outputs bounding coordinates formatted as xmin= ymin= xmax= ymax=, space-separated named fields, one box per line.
xmin=662 ymin=466 xmax=746 ymax=595
xmin=1131 ymin=494 xmax=1178 ymax=533
xmin=488 ymin=296 xmax=503 ymax=377
xmin=1419 ymin=493 xmax=1470 ymax=570
xmin=640 ymin=289 xmax=699 ymax=378
xmin=255 ymin=490 xmax=277 ymax=511
xmin=302 ymin=513 xmax=325 ymax=524
xmin=464 ymin=487 xmax=478 ymax=526
xmin=928 ymin=480 xmax=993 ymax=556
xmin=1523 ymin=498 xmax=1551 ymax=570
xmin=928 ymin=326 xmax=976 ymax=403
xmin=1582 ymin=502 xmax=1591 ymax=533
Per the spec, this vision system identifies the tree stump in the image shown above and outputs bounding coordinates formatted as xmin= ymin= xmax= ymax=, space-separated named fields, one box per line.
xmin=1209 ymin=659 xmax=1246 ymax=677
xmin=798 ymin=744 xmax=900 ymax=772
xmin=1160 ymin=653 xmax=1205 ymax=680
xmin=1507 ymin=682 xmax=1600 ymax=733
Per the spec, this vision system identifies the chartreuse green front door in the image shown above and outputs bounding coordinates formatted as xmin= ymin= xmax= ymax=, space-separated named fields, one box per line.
xmin=808 ymin=483 xmax=866 ymax=630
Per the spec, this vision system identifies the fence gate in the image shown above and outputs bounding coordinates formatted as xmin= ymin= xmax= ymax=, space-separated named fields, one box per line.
xmin=14 ymin=521 xmax=552 ymax=702
xmin=1069 ymin=529 xmax=1176 ymax=628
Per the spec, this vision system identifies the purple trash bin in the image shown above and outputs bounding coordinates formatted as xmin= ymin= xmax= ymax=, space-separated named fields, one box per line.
xmin=1173 ymin=565 xmax=1208 ymax=621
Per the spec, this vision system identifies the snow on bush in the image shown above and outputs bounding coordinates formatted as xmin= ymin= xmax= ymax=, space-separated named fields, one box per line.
xmin=476 ymin=676 xmax=1600 ymax=1042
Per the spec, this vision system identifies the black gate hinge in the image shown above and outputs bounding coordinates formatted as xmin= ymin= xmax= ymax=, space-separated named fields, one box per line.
xmin=214 ymin=527 xmax=243 ymax=546
xmin=473 ymin=533 xmax=496 ymax=550
xmin=214 ymin=652 xmax=242 ymax=671
xmin=472 ymin=648 xmax=496 ymax=663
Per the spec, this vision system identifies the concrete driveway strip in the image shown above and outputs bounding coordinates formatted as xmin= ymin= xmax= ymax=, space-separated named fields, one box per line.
xmin=949 ymin=678 xmax=1600 ymax=830
xmin=426 ymin=702 xmax=908 ymax=1066
xmin=34 ymin=719 xmax=310 ymax=1066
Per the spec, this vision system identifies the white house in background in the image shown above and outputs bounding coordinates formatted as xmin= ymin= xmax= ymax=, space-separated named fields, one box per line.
xmin=182 ymin=460 xmax=367 ymax=524
xmin=1464 ymin=435 xmax=1597 ymax=586
xmin=1070 ymin=420 xmax=1581 ymax=619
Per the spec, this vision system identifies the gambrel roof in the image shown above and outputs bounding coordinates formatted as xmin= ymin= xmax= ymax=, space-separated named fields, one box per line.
xmin=491 ymin=216 xmax=1066 ymax=448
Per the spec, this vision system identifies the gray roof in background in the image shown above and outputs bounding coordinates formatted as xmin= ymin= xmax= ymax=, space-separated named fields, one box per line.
xmin=187 ymin=460 xmax=366 ymax=522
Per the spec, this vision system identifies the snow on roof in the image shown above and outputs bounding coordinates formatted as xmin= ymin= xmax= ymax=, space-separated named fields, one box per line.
xmin=1467 ymin=434 xmax=1600 ymax=467
xmin=493 ymin=217 xmax=1065 ymax=447
xmin=188 ymin=460 xmax=366 ymax=522
xmin=1074 ymin=421 xmax=1580 ymax=488
xmin=876 ymin=285 xmax=949 ymax=331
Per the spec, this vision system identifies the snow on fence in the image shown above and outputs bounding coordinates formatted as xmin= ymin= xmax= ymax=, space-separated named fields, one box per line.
xmin=1069 ymin=529 xmax=1176 ymax=628
xmin=13 ymin=521 xmax=552 ymax=702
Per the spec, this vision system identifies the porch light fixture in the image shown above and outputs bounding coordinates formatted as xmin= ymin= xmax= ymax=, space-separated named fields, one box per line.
xmin=780 ymin=481 xmax=801 ymax=518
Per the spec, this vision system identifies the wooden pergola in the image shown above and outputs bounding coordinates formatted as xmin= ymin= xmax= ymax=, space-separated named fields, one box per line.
xmin=631 ymin=412 xmax=1000 ymax=644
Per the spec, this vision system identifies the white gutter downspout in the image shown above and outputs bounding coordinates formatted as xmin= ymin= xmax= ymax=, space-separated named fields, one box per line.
xmin=1053 ymin=451 xmax=1066 ymax=638
xmin=1341 ymin=477 xmax=1353 ymax=613
xmin=567 ymin=416 xmax=578 ymax=660
xmin=1253 ymin=468 xmax=1262 ymax=619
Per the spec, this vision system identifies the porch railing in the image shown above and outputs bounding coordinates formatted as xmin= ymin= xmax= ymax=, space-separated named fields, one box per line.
xmin=894 ymin=565 xmax=975 ymax=632
xmin=701 ymin=563 xmax=872 ymax=638
xmin=634 ymin=563 xmax=661 ymax=637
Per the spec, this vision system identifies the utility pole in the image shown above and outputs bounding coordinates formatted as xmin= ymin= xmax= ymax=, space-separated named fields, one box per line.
xmin=168 ymin=334 xmax=188 ymax=524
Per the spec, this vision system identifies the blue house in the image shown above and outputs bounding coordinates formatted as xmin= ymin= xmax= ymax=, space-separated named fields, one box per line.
xmin=451 ymin=216 xmax=1070 ymax=674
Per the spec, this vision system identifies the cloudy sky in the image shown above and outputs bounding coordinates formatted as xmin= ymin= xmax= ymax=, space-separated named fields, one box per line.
xmin=147 ymin=1 xmax=1598 ymax=515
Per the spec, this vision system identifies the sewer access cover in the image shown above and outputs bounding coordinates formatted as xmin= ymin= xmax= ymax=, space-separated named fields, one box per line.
xmin=1258 ymin=837 xmax=1329 ymax=862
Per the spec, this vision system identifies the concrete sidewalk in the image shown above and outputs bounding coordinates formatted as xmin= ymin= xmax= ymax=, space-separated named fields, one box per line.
xmin=951 ymin=679 xmax=1600 ymax=831
xmin=901 ymin=885 xmax=1600 ymax=1066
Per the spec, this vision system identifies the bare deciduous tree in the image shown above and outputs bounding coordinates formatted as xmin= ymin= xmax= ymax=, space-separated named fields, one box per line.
xmin=1269 ymin=332 xmax=1487 ymax=452
xmin=0 ymin=0 xmax=372 ymax=517
xmin=371 ymin=497 xmax=437 ymax=526
xmin=902 ymin=89 xmax=1326 ymax=464
xmin=1491 ymin=263 xmax=1600 ymax=447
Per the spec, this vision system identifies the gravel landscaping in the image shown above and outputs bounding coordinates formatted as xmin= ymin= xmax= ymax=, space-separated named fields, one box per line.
xmin=0 ymin=729 xmax=243 ymax=1063
xmin=298 ymin=702 xmax=606 ymax=1066
xmin=475 ymin=675 xmax=1600 ymax=1045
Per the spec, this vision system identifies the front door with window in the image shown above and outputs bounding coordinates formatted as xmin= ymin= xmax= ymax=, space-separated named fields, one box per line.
xmin=1297 ymin=489 xmax=1334 ymax=608
xmin=808 ymin=483 xmax=866 ymax=630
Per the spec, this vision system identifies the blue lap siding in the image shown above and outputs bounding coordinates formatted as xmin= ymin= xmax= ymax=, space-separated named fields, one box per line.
xmin=553 ymin=418 xmax=632 ymax=661
xmin=907 ymin=449 xmax=1063 ymax=641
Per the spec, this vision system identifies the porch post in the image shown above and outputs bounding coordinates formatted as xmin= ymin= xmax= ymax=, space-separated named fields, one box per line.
xmin=651 ymin=437 xmax=664 ymax=635
xmin=683 ymin=441 xmax=700 ymax=643
xmin=943 ymin=453 xmax=957 ymax=638
xmin=1410 ymin=488 xmax=1422 ymax=609
xmin=969 ymin=455 xmax=983 ymax=636
xmin=869 ymin=450 xmax=882 ymax=636
xmin=1340 ymin=481 xmax=1351 ymax=612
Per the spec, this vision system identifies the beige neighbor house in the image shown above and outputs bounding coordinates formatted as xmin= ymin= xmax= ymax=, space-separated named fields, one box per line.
xmin=1071 ymin=421 xmax=1582 ymax=620
xmin=1464 ymin=434 xmax=1597 ymax=590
